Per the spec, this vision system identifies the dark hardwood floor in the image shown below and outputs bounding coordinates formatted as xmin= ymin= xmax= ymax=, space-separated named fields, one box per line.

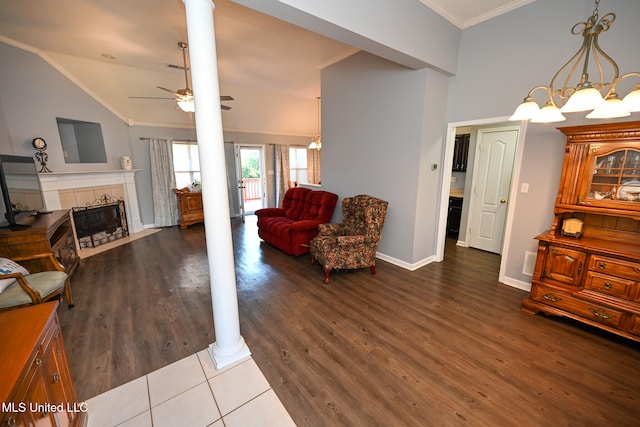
xmin=59 ymin=216 xmax=640 ymax=426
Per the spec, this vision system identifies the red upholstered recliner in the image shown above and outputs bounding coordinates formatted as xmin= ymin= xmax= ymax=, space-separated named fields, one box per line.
xmin=255 ymin=187 xmax=338 ymax=256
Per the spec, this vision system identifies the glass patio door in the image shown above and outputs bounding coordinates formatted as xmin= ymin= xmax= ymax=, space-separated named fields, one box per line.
xmin=235 ymin=145 xmax=266 ymax=219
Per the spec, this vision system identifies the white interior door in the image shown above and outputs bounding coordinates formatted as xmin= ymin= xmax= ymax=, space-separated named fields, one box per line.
xmin=468 ymin=127 xmax=518 ymax=254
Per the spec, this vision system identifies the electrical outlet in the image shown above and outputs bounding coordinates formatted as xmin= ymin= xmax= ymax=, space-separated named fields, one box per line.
xmin=521 ymin=183 xmax=529 ymax=193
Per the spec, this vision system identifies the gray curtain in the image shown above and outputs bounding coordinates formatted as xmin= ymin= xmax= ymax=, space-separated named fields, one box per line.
xmin=150 ymin=138 xmax=178 ymax=227
xmin=307 ymin=149 xmax=321 ymax=185
xmin=275 ymin=145 xmax=290 ymax=207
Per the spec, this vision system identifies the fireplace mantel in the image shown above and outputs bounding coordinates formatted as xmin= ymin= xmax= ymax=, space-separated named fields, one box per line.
xmin=38 ymin=170 xmax=144 ymax=233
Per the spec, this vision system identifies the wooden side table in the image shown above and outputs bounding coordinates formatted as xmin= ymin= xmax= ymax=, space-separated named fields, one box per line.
xmin=173 ymin=188 xmax=204 ymax=228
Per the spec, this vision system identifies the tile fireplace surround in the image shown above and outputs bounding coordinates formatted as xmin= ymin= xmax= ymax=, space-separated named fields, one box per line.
xmin=38 ymin=170 xmax=144 ymax=235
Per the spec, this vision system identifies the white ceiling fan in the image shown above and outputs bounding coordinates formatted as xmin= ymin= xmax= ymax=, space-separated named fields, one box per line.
xmin=130 ymin=42 xmax=233 ymax=112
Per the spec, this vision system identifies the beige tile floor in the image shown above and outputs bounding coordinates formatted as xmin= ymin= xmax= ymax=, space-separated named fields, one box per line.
xmin=86 ymin=349 xmax=296 ymax=427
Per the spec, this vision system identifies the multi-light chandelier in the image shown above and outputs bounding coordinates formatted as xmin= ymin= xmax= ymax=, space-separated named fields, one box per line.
xmin=509 ymin=0 xmax=640 ymax=123
xmin=309 ymin=96 xmax=322 ymax=150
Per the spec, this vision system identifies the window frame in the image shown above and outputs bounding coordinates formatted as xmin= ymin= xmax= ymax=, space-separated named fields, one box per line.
xmin=172 ymin=140 xmax=201 ymax=190
xmin=289 ymin=146 xmax=308 ymax=184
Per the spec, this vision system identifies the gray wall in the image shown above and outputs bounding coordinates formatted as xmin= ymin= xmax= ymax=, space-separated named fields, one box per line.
xmin=321 ymin=51 xmax=449 ymax=264
xmin=318 ymin=0 xmax=640 ymax=281
xmin=127 ymin=125 xmax=197 ymax=226
xmin=446 ymin=0 xmax=640 ymax=285
xmin=234 ymin=0 xmax=460 ymax=74
xmin=0 ymin=42 xmax=131 ymax=170
xmin=0 ymin=41 xmax=315 ymax=227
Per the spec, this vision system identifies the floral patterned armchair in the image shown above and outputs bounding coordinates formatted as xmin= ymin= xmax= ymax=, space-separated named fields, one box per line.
xmin=309 ymin=195 xmax=388 ymax=283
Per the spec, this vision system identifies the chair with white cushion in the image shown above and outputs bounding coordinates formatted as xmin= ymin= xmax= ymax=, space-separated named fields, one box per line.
xmin=0 ymin=256 xmax=72 ymax=311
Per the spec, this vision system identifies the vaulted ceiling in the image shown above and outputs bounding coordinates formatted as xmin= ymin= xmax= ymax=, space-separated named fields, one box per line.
xmin=0 ymin=0 xmax=532 ymax=133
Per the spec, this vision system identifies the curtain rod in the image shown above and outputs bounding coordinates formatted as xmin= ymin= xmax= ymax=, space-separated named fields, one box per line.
xmin=138 ymin=137 xmax=197 ymax=142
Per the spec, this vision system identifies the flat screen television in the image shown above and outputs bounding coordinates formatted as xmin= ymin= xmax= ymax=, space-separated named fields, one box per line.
xmin=0 ymin=155 xmax=47 ymax=228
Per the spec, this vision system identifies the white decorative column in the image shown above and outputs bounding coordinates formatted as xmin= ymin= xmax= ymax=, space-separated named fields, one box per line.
xmin=183 ymin=0 xmax=250 ymax=368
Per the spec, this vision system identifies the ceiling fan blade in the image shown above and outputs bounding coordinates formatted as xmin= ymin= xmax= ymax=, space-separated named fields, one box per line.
xmin=156 ymin=86 xmax=180 ymax=96
xmin=220 ymin=95 xmax=234 ymax=101
xmin=168 ymin=64 xmax=189 ymax=71
xmin=221 ymin=105 xmax=232 ymax=110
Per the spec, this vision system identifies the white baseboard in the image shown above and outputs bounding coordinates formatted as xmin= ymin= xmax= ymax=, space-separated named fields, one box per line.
xmin=376 ymin=252 xmax=438 ymax=271
xmin=378 ymin=251 xmax=532 ymax=293
xmin=499 ymin=276 xmax=532 ymax=292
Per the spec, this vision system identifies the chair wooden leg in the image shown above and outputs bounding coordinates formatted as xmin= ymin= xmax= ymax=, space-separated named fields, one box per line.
xmin=324 ymin=267 xmax=331 ymax=284
xmin=64 ymin=278 xmax=74 ymax=308
xmin=310 ymin=255 xmax=315 ymax=264
xmin=370 ymin=265 xmax=376 ymax=275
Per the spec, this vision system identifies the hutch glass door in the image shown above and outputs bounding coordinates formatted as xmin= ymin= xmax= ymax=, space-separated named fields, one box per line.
xmin=581 ymin=144 xmax=640 ymax=206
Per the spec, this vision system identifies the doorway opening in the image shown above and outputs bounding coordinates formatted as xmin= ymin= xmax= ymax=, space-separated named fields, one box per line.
xmin=236 ymin=145 xmax=266 ymax=219
xmin=437 ymin=118 xmax=526 ymax=284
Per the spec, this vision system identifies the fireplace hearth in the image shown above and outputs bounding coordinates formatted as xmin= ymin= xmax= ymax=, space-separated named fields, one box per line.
xmin=72 ymin=195 xmax=129 ymax=248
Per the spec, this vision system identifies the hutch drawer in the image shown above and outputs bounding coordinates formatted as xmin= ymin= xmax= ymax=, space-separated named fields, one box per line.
xmin=531 ymin=284 xmax=625 ymax=329
xmin=588 ymin=255 xmax=640 ymax=281
xmin=630 ymin=316 xmax=640 ymax=336
xmin=584 ymin=271 xmax=636 ymax=300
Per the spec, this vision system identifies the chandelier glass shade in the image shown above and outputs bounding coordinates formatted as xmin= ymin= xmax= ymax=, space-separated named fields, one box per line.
xmin=530 ymin=102 xmax=566 ymax=123
xmin=510 ymin=0 xmax=640 ymax=123
xmin=309 ymin=96 xmax=322 ymax=150
xmin=308 ymin=135 xmax=321 ymax=150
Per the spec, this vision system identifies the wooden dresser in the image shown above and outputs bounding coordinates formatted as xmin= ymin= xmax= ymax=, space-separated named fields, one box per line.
xmin=173 ymin=188 xmax=204 ymax=228
xmin=0 ymin=210 xmax=79 ymax=276
xmin=0 ymin=302 xmax=88 ymax=426
xmin=0 ymin=210 xmax=79 ymax=308
xmin=522 ymin=121 xmax=640 ymax=342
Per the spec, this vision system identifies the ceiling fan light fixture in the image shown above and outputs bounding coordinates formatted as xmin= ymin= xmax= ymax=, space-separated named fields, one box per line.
xmin=177 ymin=99 xmax=195 ymax=112
xmin=131 ymin=42 xmax=233 ymax=113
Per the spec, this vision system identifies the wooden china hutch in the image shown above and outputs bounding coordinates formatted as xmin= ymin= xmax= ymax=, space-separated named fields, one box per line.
xmin=522 ymin=121 xmax=640 ymax=342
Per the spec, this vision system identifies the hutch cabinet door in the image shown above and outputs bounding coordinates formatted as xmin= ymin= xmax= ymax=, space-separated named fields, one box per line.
xmin=543 ymin=245 xmax=586 ymax=287
xmin=43 ymin=328 xmax=77 ymax=427
xmin=578 ymin=143 xmax=640 ymax=209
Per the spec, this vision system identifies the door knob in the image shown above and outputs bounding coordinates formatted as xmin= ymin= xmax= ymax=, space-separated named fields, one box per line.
xmin=500 ymin=199 xmax=507 ymax=204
